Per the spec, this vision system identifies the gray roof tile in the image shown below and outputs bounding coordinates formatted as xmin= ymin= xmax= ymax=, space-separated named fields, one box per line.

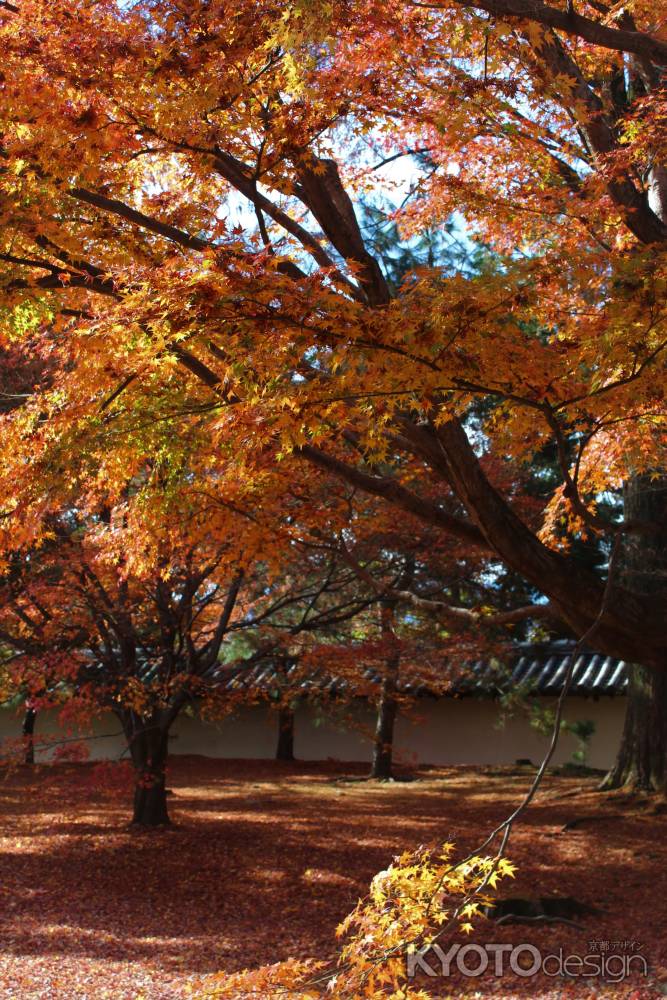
xmin=214 ymin=640 xmax=628 ymax=699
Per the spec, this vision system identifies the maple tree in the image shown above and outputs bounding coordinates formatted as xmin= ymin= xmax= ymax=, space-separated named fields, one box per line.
xmin=0 ymin=0 xmax=665 ymax=990
xmin=0 ymin=0 xmax=663 ymax=662
xmin=2 ymin=469 xmax=444 ymax=821
xmin=0 ymin=505 xmax=252 ymax=824
xmin=230 ymin=464 xmax=549 ymax=777
xmin=0 ymin=4 xmax=663 ymax=619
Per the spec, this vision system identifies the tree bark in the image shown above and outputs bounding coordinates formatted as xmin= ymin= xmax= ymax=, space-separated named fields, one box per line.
xmin=603 ymin=475 xmax=667 ymax=792
xmin=603 ymin=665 xmax=667 ymax=791
xmin=420 ymin=419 xmax=667 ymax=663
xmin=22 ymin=705 xmax=36 ymax=765
xmin=371 ymin=669 xmax=399 ymax=779
xmin=370 ymin=605 xmax=400 ymax=780
xmin=276 ymin=705 xmax=295 ymax=761
xmin=123 ymin=712 xmax=171 ymax=826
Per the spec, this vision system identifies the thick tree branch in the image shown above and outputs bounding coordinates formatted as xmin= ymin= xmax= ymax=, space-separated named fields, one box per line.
xmin=413 ymin=417 xmax=666 ymax=665
xmin=298 ymin=443 xmax=488 ymax=548
xmin=294 ymin=156 xmax=391 ymax=306
xmin=212 ymin=148 xmax=365 ymax=299
xmin=523 ymin=27 xmax=667 ymax=245
xmin=199 ymin=570 xmax=244 ymax=671
xmin=69 ymin=187 xmax=210 ymax=252
xmin=417 ymin=0 xmax=667 ymax=65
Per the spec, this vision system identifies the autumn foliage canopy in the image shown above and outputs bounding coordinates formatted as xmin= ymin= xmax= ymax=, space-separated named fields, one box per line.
xmin=0 ymin=0 xmax=665 ymax=659
xmin=0 ymin=0 xmax=666 ymax=992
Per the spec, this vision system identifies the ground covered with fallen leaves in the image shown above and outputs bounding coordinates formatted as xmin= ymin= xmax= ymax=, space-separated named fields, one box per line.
xmin=0 ymin=757 xmax=665 ymax=999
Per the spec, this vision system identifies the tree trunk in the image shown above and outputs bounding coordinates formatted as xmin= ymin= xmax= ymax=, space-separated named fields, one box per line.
xmin=371 ymin=671 xmax=398 ymax=779
xmin=276 ymin=705 xmax=295 ymax=761
xmin=123 ymin=713 xmax=171 ymax=826
xmin=603 ymin=665 xmax=667 ymax=791
xmin=371 ymin=604 xmax=400 ymax=780
xmin=22 ymin=705 xmax=36 ymax=765
xmin=603 ymin=475 xmax=667 ymax=792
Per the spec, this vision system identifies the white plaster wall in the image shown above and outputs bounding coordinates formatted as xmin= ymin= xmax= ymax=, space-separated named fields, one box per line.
xmin=0 ymin=707 xmax=127 ymax=761
xmin=0 ymin=695 xmax=626 ymax=769
xmin=392 ymin=696 xmax=627 ymax=770
xmin=288 ymin=696 xmax=626 ymax=769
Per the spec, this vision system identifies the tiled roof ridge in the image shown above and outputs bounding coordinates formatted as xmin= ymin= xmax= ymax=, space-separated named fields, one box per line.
xmin=213 ymin=639 xmax=628 ymax=698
